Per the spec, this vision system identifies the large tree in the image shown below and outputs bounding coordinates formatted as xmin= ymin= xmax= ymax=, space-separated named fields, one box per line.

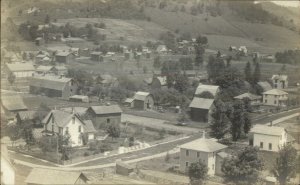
xmin=222 ymin=146 xmax=264 ymax=185
xmin=272 ymin=144 xmax=298 ymax=185
xmin=209 ymin=99 xmax=230 ymax=140
xmin=244 ymin=61 xmax=252 ymax=83
xmin=228 ymin=100 xmax=247 ymax=141
xmin=252 ymin=62 xmax=261 ymax=84
xmin=188 ymin=161 xmax=208 ymax=185
xmin=106 ymin=123 xmax=121 ymax=140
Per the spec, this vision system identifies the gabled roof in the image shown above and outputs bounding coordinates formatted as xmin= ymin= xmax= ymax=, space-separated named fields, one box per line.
xmin=263 ymin=89 xmax=288 ymax=95
xmin=272 ymin=75 xmax=288 ymax=81
xmin=125 ymin=98 xmax=134 ymax=103
xmin=1 ymin=95 xmax=28 ymax=111
xmin=180 ymin=138 xmax=227 ymax=152
xmin=257 ymin=81 xmax=272 ymax=91
xmin=25 ymin=168 xmax=88 ymax=185
xmin=89 ymin=105 xmax=122 ymax=115
xmin=189 ymin=98 xmax=214 ymax=110
xmin=6 ymin=63 xmax=35 ymax=72
xmin=42 ymin=110 xmax=74 ymax=127
xmin=60 ymin=107 xmax=88 ymax=116
xmin=250 ymin=124 xmax=285 ymax=136
xmin=133 ymin=91 xmax=151 ymax=101
xmin=83 ymin=120 xmax=97 ymax=133
xmin=195 ymin=84 xmax=219 ymax=97
xmin=234 ymin=93 xmax=261 ymax=101
xmin=30 ymin=76 xmax=72 ymax=91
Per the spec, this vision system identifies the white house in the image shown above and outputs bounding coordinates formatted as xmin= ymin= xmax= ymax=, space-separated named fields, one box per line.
xmin=249 ymin=124 xmax=287 ymax=152
xmin=1 ymin=144 xmax=15 ymax=185
xmin=42 ymin=109 xmax=96 ymax=147
xmin=6 ymin=63 xmax=35 ymax=78
xmin=262 ymin=89 xmax=288 ymax=107
xmin=195 ymin=84 xmax=220 ymax=98
xmin=179 ymin=133 xmax=228 ymax=176
xmin=272 ymin=75 xmax=288 ymax=89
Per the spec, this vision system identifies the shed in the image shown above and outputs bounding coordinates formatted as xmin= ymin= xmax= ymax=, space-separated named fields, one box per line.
xmin=132 ymin=91 xmax=154 ymax=110
xmin=189 ymin=98 xmax=214 ymax=122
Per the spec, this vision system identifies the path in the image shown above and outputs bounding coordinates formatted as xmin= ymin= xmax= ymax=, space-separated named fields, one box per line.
xmin=122 ymin=113 xmax=200 ymax=134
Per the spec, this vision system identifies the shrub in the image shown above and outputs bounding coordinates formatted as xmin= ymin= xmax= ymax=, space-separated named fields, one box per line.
xmin=84 ymin=151 xmax=90 ymax=157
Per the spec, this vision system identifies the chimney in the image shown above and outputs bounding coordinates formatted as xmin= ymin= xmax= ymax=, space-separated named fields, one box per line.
xmin=202 ymin=130 xmax=206 ymax=139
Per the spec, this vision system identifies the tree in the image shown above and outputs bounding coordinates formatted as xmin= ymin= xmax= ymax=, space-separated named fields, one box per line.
xmin=153 ymin=56 xmax=161 ymax=69
xmin=194 ymin=43 xmax=205 ymax=67
xmin=228 ymin=100 xmax=248 ymax=141
xmin=188 ymin=161 xmax=208 ymax=185
xmin=272 ymin=144 xmax=297 ymax=185
xmin=7 ymin=73 xmax=16 ymax=85
xmin=174 ymin=73 xmax=189 ymax=93
xmin=222 ymin=146 xmax=263 ymax=185
xmin=209 ymin=100 xmax=229 ymax=140
xmin=252 ymin=62 xmax=261 ymax=84
xmin=45 ymin=14 xmax=50 ymax=24
xmin=106 ymin=123 xmax=120 ymax=140
xmin=244 ymin=61 xmax=252 ymax=83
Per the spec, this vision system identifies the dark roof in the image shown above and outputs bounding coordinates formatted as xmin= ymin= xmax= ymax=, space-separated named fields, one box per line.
xmin=17 ymin=111 xmax=38 ymax=121
xmin=257 ymin=81 xmax=272 ymax=91
xmin=83 ymin=120 xmax=97 ymax=133
xmin=42 ymin=110 xmax=74 ymax=127
xmin=25 ymin=168 xmax=88 ymax=184
xmin=1 ymin=95 xmax=28 ymax=111
xmin=89 ymin=105 xmax=122 ymax=115
xmin=30 ymin=76 xmax=72 ymax=91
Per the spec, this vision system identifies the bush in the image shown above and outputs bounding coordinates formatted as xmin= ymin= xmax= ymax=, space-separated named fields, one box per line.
xmin=84 ymin=151 xmax=90 ymax=157
xmin=100 ymin=143 xmax=113 ymax=153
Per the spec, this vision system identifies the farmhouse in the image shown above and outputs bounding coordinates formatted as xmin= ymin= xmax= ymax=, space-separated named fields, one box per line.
xmin=179 ymin=133 xmax=228 ymax=176
xmin=272 ymin=74 xmax=288 ymax=89
xmin=5 ymin=63 xmax=35 ymax=78
xmin=249 ymin=124 xmax=288 ymax=152
xmin=55 ymin=51 xmax=74 ymax=63
xmin=86 ymin=105 xmax=122 ymax=129
xmin=189 ymin=97 xmax=214 ymax=122
xmin=90 ymin=52 xmax=103 ymax=62
xmin=132 ymin=91 xmax=154 ymax=110
xmin=234 ymin=92 xmax=261 ymax=105
xmin=195 ymin=84 xmax=220 ymax=98
xmin=25 ymin=168 xmax=89 ymax=185
xmin=29 ymin=76 xmax=78 ymax=99
xmin=42 ymin=109 xmax=96 ymax=146
xmin=262 ymin=89 xmax=288 ymax=107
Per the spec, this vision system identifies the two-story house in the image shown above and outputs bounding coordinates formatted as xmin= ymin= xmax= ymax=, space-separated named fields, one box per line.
xmin=272 ymin=75 xmax=288 ymax=89
xmin=179 ymin=133 xmax=228 ymax=176
xmin=262 ymin=89 xmax=288 ymax=107
xmin=42 ymin=109 xmax=96 ymax=147
xmin=249 ymin=124 xmax=287 ymax=152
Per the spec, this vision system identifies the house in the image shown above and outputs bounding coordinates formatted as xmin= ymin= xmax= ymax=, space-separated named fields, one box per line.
xmin=42 ymin=109 xmax=96 ymax=146
xmin=16 ymin=110 xmax=47 ymax=126
xmin=195 ymin=84 xmax=220 ymax=98
xmin=156 ymin=45 xmax=168 ymax=53
xmin=189 ymin=97 xmax=214 ymax=122
xmin=86 ymin=105 xmax=122 ymax=129
xmin=55 ymin=51 xmax=74 ymax=63
xmin=1 ymin=144 xmax=15 ymax=185
xmin=179 ymin=133 xmax=228 ymax=176
xmin=35 ymin=37 xmax=45 ymax=46
xmin=6 ymin=63 xmax=35 ymax=78
xmin=1 ymin=94 xmax=28 ymax=114
xmin=90 ymin=52 xmax=103 ymax=62
xmin=25 ymin=168 xmax=89 ymax=185
xmin=150 ymin=76 xmax=167 ymax=89
xmin=262 ymin=89 xmax=288 ymax=107
xmin=272 ymin=75 xmax=288 ymax=89
xmin=29 ymin=76 xmax=78 ymax=99
xmin=60 ymin=107 xmax=88 ymax=117
xmin=249 ymin=124 xmax=287 ymax=152
xmin=257 ymin=81 xmax=272 ymax=92
xmin=79 ymin=48 xmax=90 ymax=57
xmin=239 ymin=46 xmax=247 ymax=55
xmin=234 ymin=93 xmax=261 ymax=105
xmin=50 ymin=65 xmax=68 ymax=76
xmin=124 ymin=98 xmax=134 ymax=108
xmin=132 ymin=91 xmax=154 ymax=110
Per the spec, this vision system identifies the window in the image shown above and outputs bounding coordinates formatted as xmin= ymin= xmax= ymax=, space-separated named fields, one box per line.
xmin=65 ymin=127 xmax=69 ymax=134
xmin=78 ymin=126 xmax=81 ymax=133
xmin=185 ymin=162 xmax=189 ymax=167
xmin=52 ymin=125 xmax=54 ymax=132
xmin=265 ymin=100 xmax=267 ymax=103
xmin=107 ymin=118 xmax=110 ymax=123
xmin=212 ymin=152 xmax=215 ymax=158
xmin=197 ymin=152 xmax=200 ymax=158
xmin=269 ymin=143 xmax=272 ymax=150
xmin=260 ymin=142 xmax=263 ymax=149
xmin=212 ymin=164 xmax=214 ymax=170
xmin=59 ymin=127 xmax=63 ymax=134
xmin=274 ymin=100 xmax=277 ymax=104
xmin=186 ymin=150 xmax=189 ymax=156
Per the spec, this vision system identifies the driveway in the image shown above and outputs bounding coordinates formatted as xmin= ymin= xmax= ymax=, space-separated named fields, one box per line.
xmin=121 ymin=114 xmax=201 ymax=134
